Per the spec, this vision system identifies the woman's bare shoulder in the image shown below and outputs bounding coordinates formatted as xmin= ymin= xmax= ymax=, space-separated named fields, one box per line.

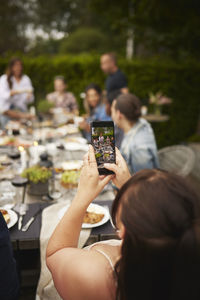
xmin=47 ymin=247 xmax=115 ymax=300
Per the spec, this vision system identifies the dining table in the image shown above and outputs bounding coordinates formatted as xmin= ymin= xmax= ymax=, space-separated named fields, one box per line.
xmin=10 ymin=199 xmax=116 ymax=250
xmin=0 ymin=115 xmax=118 ymax=289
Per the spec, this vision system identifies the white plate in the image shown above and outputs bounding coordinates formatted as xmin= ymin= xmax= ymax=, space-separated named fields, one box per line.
xmin=58 ymin=160 xmax=83 ymax=170
xmin=0 ymin=208 xmax=18 ymax=229
xmin=57 ymin=125 xmax=79 ymax=135
xmin=65 ymin=137 xmax=87 ymax=144
xmin=58 ymin=203 xmax=110 ymax=229
xmin=64 ymin=143 xmax=89 ymax=152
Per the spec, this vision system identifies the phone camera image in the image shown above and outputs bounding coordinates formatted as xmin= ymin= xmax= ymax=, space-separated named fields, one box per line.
xmin=91 ymin=126 xmax=115 ymax=173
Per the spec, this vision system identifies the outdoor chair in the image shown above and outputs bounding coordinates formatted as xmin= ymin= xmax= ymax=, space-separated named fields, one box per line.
xmin=158 ymin=145 xmax=195 ymax=177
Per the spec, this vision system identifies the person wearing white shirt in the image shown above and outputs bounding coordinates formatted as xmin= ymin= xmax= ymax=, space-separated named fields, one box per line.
xmin=0 ymin=57 xmax=34 ymax=128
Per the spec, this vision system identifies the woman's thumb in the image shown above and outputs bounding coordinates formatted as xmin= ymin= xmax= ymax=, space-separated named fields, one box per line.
xmin=104 ymin=163 xmax=117 ymax=173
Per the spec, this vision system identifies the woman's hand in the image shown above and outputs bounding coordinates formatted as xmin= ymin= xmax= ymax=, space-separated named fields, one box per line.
xmin=79 ymin=120 xmax=90 ymax=132
xmin=104 ymin=147 xmax=131 ymax=189
xmin=76 ymin=145 xmax=114 ymax=205
xmin=26 ymin=91 xmax=33 ymax=100
xmin=10 ymin=90 xmax=21 ymax=96
xmin=21 ymin=112 xmax=35 ymax=120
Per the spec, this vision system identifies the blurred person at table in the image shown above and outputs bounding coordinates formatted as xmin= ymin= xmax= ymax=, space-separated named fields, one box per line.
xmin=79 ymin=83 xmax=111 ymax=141
xmin=111 ymin=93 xmax=159 ymax=174
xmin=46 ymin=76 xmax=78 ymax=114
xmin=100 ymin=53 xmax=128 ymax=94
xmin=0 ymin=212 xmax=19 ymax=300
xmin=46 ymin=146 xmax=200 ymax=300
xmin=0 ymin=57 xmax=34 ymax=128
xmin=105 ymin=89 xmax=124 ymax=148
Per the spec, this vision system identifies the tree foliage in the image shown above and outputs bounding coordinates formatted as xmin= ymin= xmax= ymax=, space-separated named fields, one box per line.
xmin=89 ymin=0 xmax=200 ymax=59
xmin=0 ymin=0 xmax=28 ymax=55
xmin=0 ymin=0 xmax=199 ymax=59
xmin=59 ymin=27 xmax=126 ymax=55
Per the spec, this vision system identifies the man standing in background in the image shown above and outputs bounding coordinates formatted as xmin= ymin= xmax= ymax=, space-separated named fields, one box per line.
xmin=100 ymin=53 xmax=128 ymax=94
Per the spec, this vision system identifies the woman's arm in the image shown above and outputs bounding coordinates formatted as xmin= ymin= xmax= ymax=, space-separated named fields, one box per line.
xmin=4 ymin=110 xmax=34 ymax=120
xmin=79 ymin=119 xmax=90 ymax=132
xmin=24 ymin=76 xmax=34 ymax=104
xmin=46 ymin=145 xmax=113 ymax=257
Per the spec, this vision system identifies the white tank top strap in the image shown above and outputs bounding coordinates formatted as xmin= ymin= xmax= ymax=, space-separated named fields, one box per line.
xmin=84 ymin=239 xmax=121 ymax=273
xmin=85 ymin=239 xmax=121 ymax=251
xmin=94 ymin=249 xmax=115 ymax=271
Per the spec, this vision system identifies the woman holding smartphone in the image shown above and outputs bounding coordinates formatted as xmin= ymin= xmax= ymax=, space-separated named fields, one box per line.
xmin=46 ymin=146 xmax=200 ymax=300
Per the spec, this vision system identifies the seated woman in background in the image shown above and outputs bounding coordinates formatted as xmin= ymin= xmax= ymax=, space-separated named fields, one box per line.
xmin=111 ymin=93 xmax=159 ymax=173
xmin=46 ymin=146 xmax=200 ymax=300
xmin=79 ymin=83 xmax=111 ymax=141
xmin=0 ymin=57 xmax=34 ymax=128
xmin=46 ymin=76 xmax=78 ymax=114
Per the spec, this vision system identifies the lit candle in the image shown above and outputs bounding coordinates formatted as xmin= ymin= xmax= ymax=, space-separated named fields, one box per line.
xmin=18 ymin=146 xmax=27 ymax=170
xmin=32 ymin=141 xmax=39 ymax=164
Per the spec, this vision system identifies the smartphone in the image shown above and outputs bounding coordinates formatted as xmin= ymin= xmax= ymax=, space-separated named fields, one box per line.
xmin=91 ymin=121 xmax=115 ymax=175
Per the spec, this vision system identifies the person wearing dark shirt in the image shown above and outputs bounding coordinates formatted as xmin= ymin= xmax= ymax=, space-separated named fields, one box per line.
xmin=0 ymin=212 xmax=19 ymax=300
xmin=100 ymin=53 xmax=128 ymax=94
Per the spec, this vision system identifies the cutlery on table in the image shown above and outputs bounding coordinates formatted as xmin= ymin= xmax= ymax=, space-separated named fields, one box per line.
xmin=17 ymin=203 xmax=28 ymax=230
xmin=21 ymin=208 xmax=43 ymax=232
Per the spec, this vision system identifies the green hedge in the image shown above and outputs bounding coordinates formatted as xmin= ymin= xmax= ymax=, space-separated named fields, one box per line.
xmin=0 ymin=55 xmax=199 ymax=148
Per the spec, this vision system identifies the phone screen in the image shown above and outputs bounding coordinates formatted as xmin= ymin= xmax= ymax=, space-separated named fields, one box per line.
xmin=91 ymin=121 xmax=115 ymax=175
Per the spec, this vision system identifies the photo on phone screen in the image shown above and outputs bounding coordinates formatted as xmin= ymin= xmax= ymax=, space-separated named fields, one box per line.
xmin=91 ymin=121 xmax=115 ymax=175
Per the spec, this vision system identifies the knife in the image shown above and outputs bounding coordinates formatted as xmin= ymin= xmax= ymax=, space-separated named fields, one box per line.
xmin=21 ymin=208 xmax=42 ymax=232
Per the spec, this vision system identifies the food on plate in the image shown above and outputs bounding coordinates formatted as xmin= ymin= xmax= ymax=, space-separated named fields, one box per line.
xmin=61 ymin=170 xmax=80 ymax=188
xmin=0 ymin=136 xmax=32 ymax=148
xmin=65 ymin=137 xmax=87 ymax=144
xmin=54 ymin=167 xmax=64 ymax=173
xmin=0 ymin=164 xmax=5 ymax=171
xmin=83 ymin=211 xmax=104 ymax=224
xmin=62 ymin=125 xmax=79 ymax=135
xmin=0 ymin=209 xmax=10 ymax=224
xmin=55 ymin=160 xmax=83 ymax=173
xmin=0 ymin=155 xmax=8 ymax=163
xmin=40 ymin=120 xmax=53 ymax=127
xmin=0 ymin=136 xmax=16 ymax=146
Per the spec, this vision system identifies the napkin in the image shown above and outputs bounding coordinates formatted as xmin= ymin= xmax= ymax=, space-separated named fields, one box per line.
xmin=36 ymin=201 xmax=91 ymax=300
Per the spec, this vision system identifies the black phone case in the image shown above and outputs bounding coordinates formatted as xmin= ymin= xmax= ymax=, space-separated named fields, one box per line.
xmin=91 ymin=121 xmax=115 ymax=175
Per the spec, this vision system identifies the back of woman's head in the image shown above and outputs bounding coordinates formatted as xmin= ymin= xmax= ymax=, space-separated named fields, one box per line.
xmin=115 ymin=93 xmax=141 ymax=122
xmin=112 ymin=169 xmax=200 ymax=300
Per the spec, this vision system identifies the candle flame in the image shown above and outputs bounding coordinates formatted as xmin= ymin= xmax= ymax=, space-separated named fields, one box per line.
xmin=18 ymin=146 xmax=24 ymax=152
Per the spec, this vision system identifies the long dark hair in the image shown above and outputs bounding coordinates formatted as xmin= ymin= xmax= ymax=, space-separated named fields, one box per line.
xmin=112 ymin=169 xmax=200 ymax=300
xmin=84 ymin=83 xmax=102 ymax=115
xmin=6 ymin=57 xmax=23 ymax=89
